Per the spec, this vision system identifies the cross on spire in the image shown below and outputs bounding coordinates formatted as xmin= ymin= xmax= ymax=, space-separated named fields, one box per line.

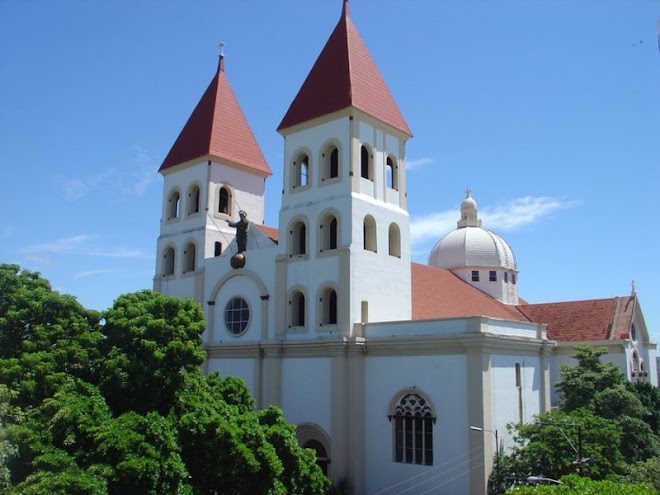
xmin=465 ymin=187 xmax=472 ymax=198
xmin=218 ymin=41 xmax=225 ymax=72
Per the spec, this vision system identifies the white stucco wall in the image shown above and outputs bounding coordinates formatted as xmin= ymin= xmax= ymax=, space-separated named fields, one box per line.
xmin=490 ymin=355 xmax=543 ymax=450
xmin=364 ymin=355 xmax=470 ymax=495
xmin=280 ymin=358 xmax=333 ymax=436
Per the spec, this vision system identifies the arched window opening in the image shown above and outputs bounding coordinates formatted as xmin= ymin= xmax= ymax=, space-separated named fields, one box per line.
xmin=187 ymin=185 xmax=200 ymax=215
xmin=322 ymin=145 xmax=339 ymax=180
xmin=291 ymin=221 xmax=307 ymax=255
xmin=293 ymin=154 xmax=309 ymax=188
xmin=631 ymin=324 xmax=637 ymax=341
xmin=163 ymin=247 xmax=175 ymax=276
xmin=291 ymin=291 xmax=306 ymax=327
xmin=168 ymin=190 xmax=180 ymax=220
xmin=632 ymin=352 xmax=639 ymax=372
xmin=388 ymin=223 xmax=401 ymax=257
xmin=218 ymin=186 xmax=231 ymax=215
xmin=391 ymin=393 xmax=434 ymax=466
xmin=360 ymin=145 xmax=372 ymax=180
xmin=304 ymin=440 xmax=329 ymax=476
xmin=330 ymin=147 xmax=339 ymax=178
xmin=183 ymin=242 xmax=196 ymax=273
xmin=214 ymin=242 xmax=222 ymax=257
xmin=320 ymin=215 xmax=338 ymax=251
xmin=386 ymin=156 xmax=398 ymax=190
xmin=321 ymin=288 xmax=338 ymax=325
xmin=363 ymin=215 xmax=377 ymax=252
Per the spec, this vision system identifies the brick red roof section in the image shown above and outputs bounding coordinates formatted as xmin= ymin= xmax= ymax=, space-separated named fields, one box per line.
xmin=159 ymin=57 xmax=271 ymax=176
xmin=518 ymin=296 xmax=635 ymax=341
xmin=277 ymin=1 xmax=411 ymax=136
xmin=255 ymin=224 xmax=279 ymax=243
xmin=411 ymin=263 xmax=529 ymax=322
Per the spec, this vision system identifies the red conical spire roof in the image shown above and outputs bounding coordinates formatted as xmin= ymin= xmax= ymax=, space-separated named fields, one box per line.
xmin=159 ymin=51 xmax=271 ymax=175
xmin=278 ymin=1 xmax=411 ymax=136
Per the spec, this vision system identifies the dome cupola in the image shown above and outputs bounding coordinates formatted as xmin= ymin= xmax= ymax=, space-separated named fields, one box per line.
xmin=428 ymin=190 xmax=519 ymax=305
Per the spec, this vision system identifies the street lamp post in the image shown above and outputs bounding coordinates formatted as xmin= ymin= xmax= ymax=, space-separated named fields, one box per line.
xmin=470 ymin=426 xmax=500 ymax=493
xmin=539 ymin=421 xmax=585 ymax=475
xmin=528 ymin=476 xmax=562 ymax=485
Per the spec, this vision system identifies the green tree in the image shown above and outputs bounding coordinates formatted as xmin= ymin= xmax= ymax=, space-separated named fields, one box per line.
xmin=99 ymin=290 xmax=206 ymax=415
xmin=625 ymin=457 xmax=660 ymax=492
xmin=0 ymin=267 xmax=329 ymax=494
xmin=498 ymin=408 xmax=626 ymax=486
xmin=555 ymin=345 xmax=624 ymax=413
xmin=505 ymin=474 xmax=654 ymax=494
xmin=0 ymin=264 xmax=102 ymax=408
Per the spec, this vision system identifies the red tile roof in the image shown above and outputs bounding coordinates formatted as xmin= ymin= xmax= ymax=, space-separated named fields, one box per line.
xmin=411 ymin=263 xmax=529 ymax=322
xmin=159 ymin=57 xmax=271 ymax=176
xmin=277 ymin=0 xmax=411 ymax=136
xmin=255 ymin=224 xmax=279 ymax=243
xmin=518 ymin=296 xmax=635 ymax=341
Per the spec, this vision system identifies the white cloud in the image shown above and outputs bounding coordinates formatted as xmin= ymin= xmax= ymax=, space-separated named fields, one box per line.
xmin=26 ymin=234 xmax=94 ymax=254
xmin=411 ymin=196 xmax=580 ymax=246
xmin=73 ymin=268 xmax=127 ymax=279
xmin=407 ymin=157 xmax=434 ymax=171
xmin=120 ymin=145 xmax=159 ymax=195
xmin=23 ymin=254 xmax=52 ymax=265
xmin=410 ymin=210 xmax=457 ymax=245
xmin=58 ymin=170 xmax=115 ymax=201
xmin=56 ymin=146 xmax=158 ymax=201
xmin=481 ymin=196 xmax=581 ymax=231
xmin=22 ymin=234 xmax=151 ymax=259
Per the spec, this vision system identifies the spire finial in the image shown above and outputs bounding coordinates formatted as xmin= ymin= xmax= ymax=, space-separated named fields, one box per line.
xmin=465 ymin=187 xmax=472 ymax=198
xmin=631 ymin=280 xmax=636 ymax=295
xmin=218 ymin=41 xmax=225 ymax=72
xmin=342 ymin=0 xmax=349 ymax=16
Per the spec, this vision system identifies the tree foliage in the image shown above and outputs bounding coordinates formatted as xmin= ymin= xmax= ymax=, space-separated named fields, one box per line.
xmin=0 ymin=264 xmax=329 ymax=494
xmin=497 ymin=344 xmax=660 ymax=492
xmin=505 ymin=474 xmax=655 ymax=494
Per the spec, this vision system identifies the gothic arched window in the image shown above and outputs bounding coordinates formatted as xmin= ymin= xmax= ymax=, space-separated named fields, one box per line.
xmin=390 ymin=393 xmax=435 ymax=466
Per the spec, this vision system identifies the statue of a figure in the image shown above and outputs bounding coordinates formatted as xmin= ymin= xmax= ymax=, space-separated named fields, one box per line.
xmin=227 ymin=210 xmax=249 ymax=253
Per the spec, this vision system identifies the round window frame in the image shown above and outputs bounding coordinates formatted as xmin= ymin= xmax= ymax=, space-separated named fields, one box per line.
xmin=224 ymin=296 xmax=251 ymax=337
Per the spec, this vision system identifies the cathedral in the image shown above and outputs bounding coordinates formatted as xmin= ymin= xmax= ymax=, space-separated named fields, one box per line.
xmin=152 ymin=2 xmax=657 ymax=493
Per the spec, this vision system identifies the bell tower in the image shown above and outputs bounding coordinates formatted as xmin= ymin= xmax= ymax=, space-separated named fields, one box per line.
xmin=274 ymin=0 xmax=413 ymax=337
xmin=153 ymin=46 xmax=271 ymax=303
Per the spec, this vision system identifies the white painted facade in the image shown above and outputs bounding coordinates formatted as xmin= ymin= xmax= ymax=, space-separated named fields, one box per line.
xmin=151 ymin=8 xmax=656 ymax=494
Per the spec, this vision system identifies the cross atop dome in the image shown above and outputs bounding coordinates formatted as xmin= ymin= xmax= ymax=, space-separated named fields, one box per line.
xmin=458 ymin=188 xmax=482 ymax=228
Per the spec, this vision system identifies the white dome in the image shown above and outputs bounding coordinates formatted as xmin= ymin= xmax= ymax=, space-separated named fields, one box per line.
xmin=428 ymin=226 xmax=516 ymax=270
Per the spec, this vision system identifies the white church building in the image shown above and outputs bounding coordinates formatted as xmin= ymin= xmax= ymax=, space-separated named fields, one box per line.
xmin=153 ymin=2 xmax=657 ymax=493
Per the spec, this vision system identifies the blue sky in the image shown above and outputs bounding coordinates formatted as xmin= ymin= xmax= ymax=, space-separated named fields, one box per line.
xmin=1 ymin=1 xmax=659 ymax=343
